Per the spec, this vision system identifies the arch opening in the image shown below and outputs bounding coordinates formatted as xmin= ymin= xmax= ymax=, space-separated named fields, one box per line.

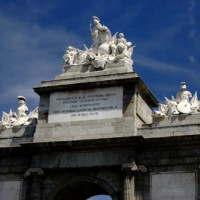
xmin=53 ymin=181 xmax=113 ymax=200
xmin=87 ymin=194 xmax=112 ymax=200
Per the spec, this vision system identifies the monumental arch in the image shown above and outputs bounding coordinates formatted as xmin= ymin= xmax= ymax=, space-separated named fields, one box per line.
xmin=0 ymin=16 xmax=200 ymax=200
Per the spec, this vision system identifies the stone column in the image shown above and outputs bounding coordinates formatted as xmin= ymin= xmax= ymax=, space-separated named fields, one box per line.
xmin=122 ymin=162 xmax=147 ymax=200
xmin=24 ymin=168 xmax=44 ymax=200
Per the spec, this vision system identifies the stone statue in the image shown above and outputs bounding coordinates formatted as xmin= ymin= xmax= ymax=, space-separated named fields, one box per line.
xmin=90 ymin=16 xmax=103 ymax=49
xmin=153 ymin=82 xmax=200 ymax=118
xmin=62 ymin=16 xmax=135 ymax=72
xmin=63 ymin=46 xmax=77 ymax=65
xmin=176 ymin=82 xmax=192 ymax=114
xmin=90 ymin=16 xmax=101 ymax=49
xmin=16 ymin=96 xmax=28 ymax=118
xmin=176 ymin=82 xmax=192 ymax=103
xmin=117 ymin=33 xmax=132 ymax=49
xmin=116 ymin=33 xmax=135 ymax=59
xmin=0 ymin=96 xmax=38 ymax=128
xmin=190 ymin=92 xmax=199 ymax=113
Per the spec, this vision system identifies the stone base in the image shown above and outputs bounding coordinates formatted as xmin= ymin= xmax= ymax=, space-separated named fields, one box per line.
xmin=140 ymin=113 xmax=200 ymax=139
xmin=55 ymin=59 xmax=133 ymax=80
xmin=0 ymin=125 xmax=35 ymax=147
xmin=152 ymin=113 xmax=200 ymax=128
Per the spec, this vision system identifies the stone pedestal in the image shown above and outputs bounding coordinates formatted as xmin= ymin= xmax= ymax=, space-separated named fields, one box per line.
xmin=0 ymin=125 xmax=35 ymax=147
xmin=33 ymin=72 xmax=157 ymax=143
xmin=60 ymin=59 xmax=133 ymax=77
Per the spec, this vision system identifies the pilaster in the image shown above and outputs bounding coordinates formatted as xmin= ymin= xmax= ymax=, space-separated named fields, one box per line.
xmin=122 ymin=162 xmax=146 ymax=200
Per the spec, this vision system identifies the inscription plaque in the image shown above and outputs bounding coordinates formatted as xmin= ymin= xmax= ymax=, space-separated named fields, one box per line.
xmin=48 ymin=86 xmax=123 ymax=123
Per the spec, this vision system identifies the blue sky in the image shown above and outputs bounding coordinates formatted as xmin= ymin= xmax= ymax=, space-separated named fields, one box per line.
xmin=0 ymin=0 xmax=199 ymax=113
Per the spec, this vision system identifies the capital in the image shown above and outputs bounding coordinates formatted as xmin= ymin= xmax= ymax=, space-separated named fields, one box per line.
xmin=24 ymin=168 xmax=44 ymax=178
xmin=122 ymin=162 xmax=147 ymax=173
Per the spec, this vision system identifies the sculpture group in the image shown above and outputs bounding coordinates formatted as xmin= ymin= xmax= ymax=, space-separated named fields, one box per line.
xmin=63 ymin=16 xmax=135 ymax=71
xmin=153 ymin=82 xmax=200 ymax=117
xmin=0 ymin=96 xmax=38 ymax=128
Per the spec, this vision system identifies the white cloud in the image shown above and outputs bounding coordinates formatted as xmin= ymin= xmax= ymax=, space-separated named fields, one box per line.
xmin=188 ymin=0 xmax=195 ymax=25
xmin=188 ymin=0 xmax=196 ymax=38
xmin=189 ymin=56 xmax=196 ymax=64
xmin=135 ymin=55 xmax=200 ymax=83
xmin=136 ymin=56 xmax=186 ymax=73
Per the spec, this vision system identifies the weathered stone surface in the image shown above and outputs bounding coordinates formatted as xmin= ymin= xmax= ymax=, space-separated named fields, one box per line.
xmin=151 ymin=172 xmax=196 ymax=200
xmin=34 ymin=117 xmax=135 ymax=143
xmin=0 ymin=180 xmax=22 ymax=200
xmin=136 ymin=94 xmax=152 ymax=124
xmin=55 ymin=66 xmax=133 ymax=80
xmin=152 ymin=113 xmax=200 ymax=128
xmin=140 ymin=124 xmax=200 ymax=139
xmin=0 ymin=125 xmax=35 ymax=147
xmin=37 ymin=72 xmax=139 ymax=89
xmin=59 ymin=59 xmax=133 ymax=79
xmin=37 ymin=149 xmax=134 ymax=169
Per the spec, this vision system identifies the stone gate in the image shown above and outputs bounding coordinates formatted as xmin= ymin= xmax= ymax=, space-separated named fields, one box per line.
xmin=0 ymin=16 xmax=200 ymax=200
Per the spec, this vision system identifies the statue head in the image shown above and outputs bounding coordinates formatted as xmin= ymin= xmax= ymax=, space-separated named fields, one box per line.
xmin=119 ymin=33 xmax=124 ymax=38
xmin=67 ymin=46 xmax=74 ymax=51
xmin=92 ymin=16 xmax=100 ymax=25
xmin=18 ymin=96 xmax=26 ymax=106
xmin=180 ymin=82 xmax=187 ymax=91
